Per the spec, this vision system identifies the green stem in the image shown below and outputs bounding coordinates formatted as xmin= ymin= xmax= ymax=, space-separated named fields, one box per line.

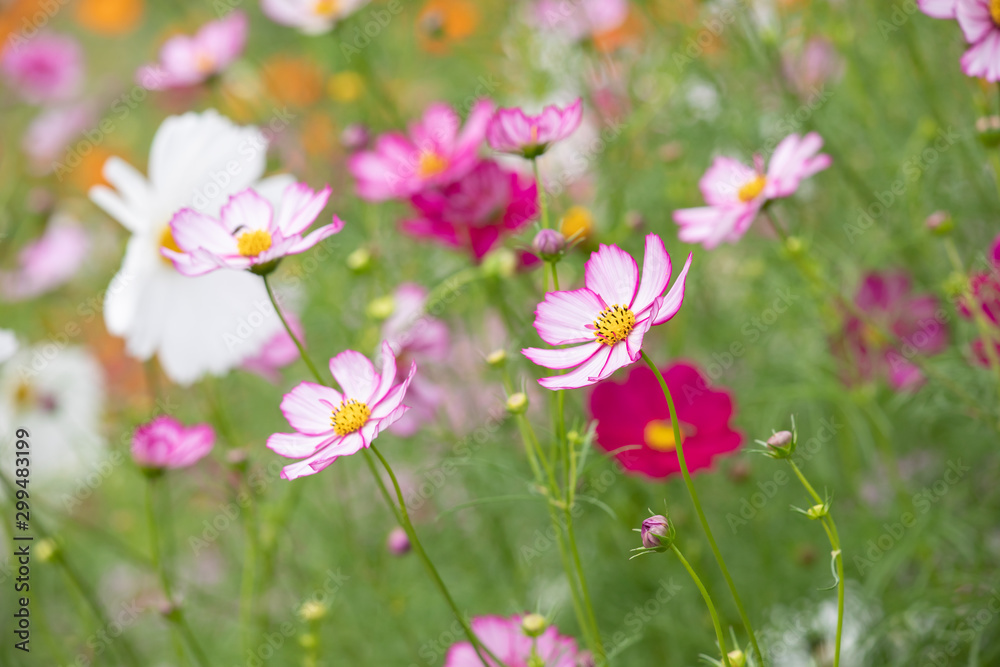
xmin=369 ymin=444 xmax=501 ymax=667
xmin=640 ymin=352 xmax=762 ymax=664
xmin=787 ymin=460 xmax=843 ymax=667
xmin=533 ymin=158 xmax=550 ymax=229
xmin=669 ymin=545 xmax=731 ymax=667
xmin=239 ymin=479 xmax=259 ymax=659
xmin=263 ymin=274 xmax=324 ymax=383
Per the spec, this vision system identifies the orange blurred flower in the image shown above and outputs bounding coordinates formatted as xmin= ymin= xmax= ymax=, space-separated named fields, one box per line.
xmin=67 ymin=146 xmax=121 ymax=192
xmin=301 ymin=111 xmax=337 ymax=157
xmin=592 ymin=8 xmax=643 ymax=53
xmin=263 ymin=55 xmax=324 ymax=108
xmin=417 ymin=0 xmax=479 ymax=54
xmin=76 ymin=0 xmax=144 ymax=35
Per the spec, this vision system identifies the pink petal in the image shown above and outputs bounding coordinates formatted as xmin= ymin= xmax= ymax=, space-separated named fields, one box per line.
xmin=329 ymin=349 xmax=378 ymax=401
xmin=534 ymin=288 xmax=605 ymax=345
xmin=370 ymin=359 xmax=416 ymax=419
xmin=584 ymin=243 xmax=639 ymax=306
xmin=169 ymin=208 xmax=237 ymax=254
xmin=370 ymin=341 xmax=398 ymax=405
xmin=283 ymin=219 xmax=344 ymax=255
xmin=267 ymin=431 xmax=335 ymax=458
xmin=523 ymin=341 xmax=603 ymax=370
xmin=220 ymin=188 xmax=274 ymax=233
xmin=651 ymin=253 xmax=693 ymax=325
xmin=275 ymin=182 xmax=332 ymax=236
xmin=538 ymin=345 xmax=614 ymax=390
xmin=957 ymin=0 xmax=995 ymax=43
xmin=280 ymin=381 xmax=343 ymax=435
xmin=632 ymin=233 xmax=672 ymax=314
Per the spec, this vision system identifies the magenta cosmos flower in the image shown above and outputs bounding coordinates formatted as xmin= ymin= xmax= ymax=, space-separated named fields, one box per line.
xmin=486 ymin=99 xmax=583 ymax=159
xmin=348 ymin=100 xmax=494 ymax=201
xmin=267 ymin=342 xmax=415 ymax=480
xmin=132 ymin=415 xmax=215 ymax=470
xmin=673 ymin=133 xmax=831 ymax=249
xmin=402 ymin=159 xmax=538 ymax=260
xmin=163 ymin=182 xmax=343 ymax=275
xmin=832 ymin=271 xmax=948 ymax=391
xmin=136 ymin=11 xmax=248 ymax=90
xmin=522 ymin=234 xmax=692 ymax=390
xmin=958 ymin=233 xmax=1000 ymax=365
xmin=957 ymin=0 xmax=1000 ymax=81
xmin=589 ymin=362 xmax=742 ymax=479
xmin=1 ymin=32 xmax=83 ymax=104
xmin=444 ymin=615 xmax=586 ymax=667
xmin=1 ymin=216 xmax=88 ymax=302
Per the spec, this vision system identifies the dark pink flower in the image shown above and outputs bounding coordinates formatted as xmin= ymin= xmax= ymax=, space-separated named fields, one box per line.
xmin=444 ymin=615 xmax=585 ymax=667
xmin=588 ymin=362 xmax=742 ymax=479
xmin=1 ymin=217 xmax=88 ymax=302
xmin=401 ymin=159 xmax=538 ymax=260
xmin=136 ymin=11 xmax=248 ymax=90
xmin=833 ymin=271 xmax=948 ymax=390
xmin=348 ymin=100 xmax=494 ymax=201
xmin=1 ymin=32 xmax=83 ymax=104
xmin=486 ymin=99 xmax=583 ymax=158
xmin=132 ymin=415 xmax=215 ymax=470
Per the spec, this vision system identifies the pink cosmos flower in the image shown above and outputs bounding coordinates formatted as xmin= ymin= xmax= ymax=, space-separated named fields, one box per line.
xmin=382 ymin=283 xmax=449 ymax=436
xmin=672 ymin=133 xmax=831 ymax=249
xmin=781 ymin=38 xmax=843 ymax=96
xmin=23 ymin=102 xmax=95 ymax=174
xmin=401 ymin=159 xmax=539 ymax=260
xmin=533 ymin=0 xmax=629 ymax=41
xmin=348 ymin=100 xmax=494 ymax=201
xmin=241 ymin=312 xmax=305 ymax=382
xmin=262 ymin=0 xmax=369 ymax=34
xmin=522 ymin=234 xmax=692 ymax=390
xmin=919 ymin=0 xmax=956 ymax=18
xmin=267 ymin=342 xmax=416 ymax=480
xmin=486 ymin=99 xmax=584 ymax=158
xmin=1 ymin=32 xmax=84 ymax=104
xmin=132 ymin=415 xmax=215 ymax=470
xmin=832 ymin=271 xmax=948 ymax=391
xmin=163 ymin=182 xmax=343 ymax=275
xmin=589 ymin=362 xmax=742 ymax=479
xmin=1 ymin=217 xmax=88 ymax=302
xmin=958 ymin=233 xmax=1000 ymax=364
xmin=444 ymin=615 xmax=586 ymax=667
xmin=136 ymin=11 xmax=248 ymax=90
xmin=957 ymin=0 xmax=1000 ymax=81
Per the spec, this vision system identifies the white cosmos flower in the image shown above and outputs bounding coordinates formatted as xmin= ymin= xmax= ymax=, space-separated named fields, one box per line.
xmin=0 ymin=330 xmax=17 ymax=364
xmin=0 ymin=345 xmax=105 ymax=491
xmin=90 ymin=110 xmax=293 ymax=385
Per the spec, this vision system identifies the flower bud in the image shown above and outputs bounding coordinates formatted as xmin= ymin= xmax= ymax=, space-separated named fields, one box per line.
xmin=346 ymin=247 xmax=373 ymax=273
xmin=532 ymin=228 xmax=566 ymax=261
xmin=805 ymin=503 xmax=828 ymax=520
xmin=226 ymin=448 xmax=248 ymax=468
xmin=624 ymin=210 xmax=645 ymax=230
xmin=299 ymin=632 xmax=317 ymax=648
xmin=340 ymin=123 xmax=370 ymax=152
xmin=925 ymin=210 xmax=954 ymax=235
xmin=727 ymin=649 xmax=747 ymax=667
xmin=640 ymin=515 xmax=671 ymax=549
xmin=482 ymin=248 xmax=517 ymax=279
xmin=767 ymin=431 xmax=792 ymax=447
xmin=36 ymin=538 xmax=57 ymax=562
xmin=387 ymin=527 xmax=411 ymax=556
xmin=763 ymin=429 xmax=796 ymax=458
xmin=977 ymin=115 xmax=1000 ymax=147
xmin=485 ymin=349 xmax=507 ymax=368
xmin=506 ymin=392 xmax=529 ymax=415
xmin=521 ymin=613 xmax=547 ymax=638
xmin=366 ymin=295 xmax=395 ymax=320
xmin=299 ymin=600 xmax=328 ymax=622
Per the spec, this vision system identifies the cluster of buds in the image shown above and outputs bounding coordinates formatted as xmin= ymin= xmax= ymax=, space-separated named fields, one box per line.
xmin=629 ymin=513 xmax=675 ymax=559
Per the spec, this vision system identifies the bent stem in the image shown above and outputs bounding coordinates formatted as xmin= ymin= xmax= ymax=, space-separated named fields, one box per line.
xmin=369 ymin=444 xmax=502 ymax=667
xmin=263 ymin=275 xmax=324 ymax=383
xmin=787 ymin=460 xmax=844 ymax=667
xmin=640 ymin=352 xmax=763 ymax=665
xmin=669 ymin=545 xmax=731 ymax=667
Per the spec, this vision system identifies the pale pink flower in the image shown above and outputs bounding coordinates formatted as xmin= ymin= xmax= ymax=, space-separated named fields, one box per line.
xmin=262 ymin=0 xmax=369 ymax=34
xmin=22 ymin=102 xmax=95 ymax=174
xmin=382 ymin=283 xmax=450 ymax=436
xmin=486 ymin=99 xmax=583 ymax=158
xmin=522 ymin=234 xmax=691 ymax=390
xmin=919 ymin=0 xmax=956 ymax=18
xmin=444 ymin=615 xmax=586 ymax=667
xmin=241 ymin=312 xmax=305 ymax=382
xmin=136 ymin=11 xmax=248 ymax=90
xmin=163 ymin=182 xmax=343 ymax=275
xmin=673 ymin=132 xmax=831 ymax=249
xmin=348 ymin=100 xmax=494 ymax=201
xmin=1 ymin=216 xmax=88 ymax=302
xmin=1 ymin=32 xmax=84 ymax=104
xmin=386 ymin=527 xmax=411 ymax=555
xmin=267 ymin=342 xmax=415 ymax=480
xmin=132 ymin=415 xmax=215 ymax=470
xmin=533 ymin=0 xmax=628 ymax=41
xmin=958 ymin=0 xmax=1000 ymax=81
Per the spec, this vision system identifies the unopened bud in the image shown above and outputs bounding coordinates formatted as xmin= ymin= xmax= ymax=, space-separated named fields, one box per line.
xmin=767 ymin=431 xmax=793 ymax=448
xmin=640 ymin=515 xmax=672 ymax=549
xmin=366 ymin=295 xmax=395 ymax=320
xmin=299 ymin=632 xmax=317 ymax=648
xmin=486 ymin=349 xmax=507 ymax=367
xmin=36 ymin=539 xmax=57 ymax=562
xmin=532 ymin=228 xmax=566 ymax=261
xmin=346 ymin=247 xmax=373 ymax=273
xmin=340 ymin=123 xmax=370 ymax=152
xmin=624 ymin=210 xmax=644 ymax=230
xmin=482 ymin=248 xmax=517 ymax=279
xmin=805 ymin=504 xmax=828 ymax=520
xmin=521 ymin=613 xmax=547 ymax=637
xmin=386 ymin=527 xmax=411 ymax=556
xmin=299 ymin=601 xmax=328 ymax=622
xmin=727 ymin=649 xmax=747 ymax=667
xmin=506 ymin=392 xmax=529 ymax=415
xmin=925 ymin=210 xmax=954 ymax=235
xmin=226 ymin=448 xmax=248 ymax=468
xmin=977 ymin=115 xmax=1000 ymax=146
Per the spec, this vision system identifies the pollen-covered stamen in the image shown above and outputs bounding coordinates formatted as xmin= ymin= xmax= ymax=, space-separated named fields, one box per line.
xmin=593 ymin=304 xmax=636 ymax=346
xmin=313 ymin=0 xmax=340 ymax=16
xmin=159 ymin=226 xmax=182 ymax=266
xmin=992 ymin=0 xmax=1000 ymax=26
xmin=330 ymin=398 xmax=371 ymax=436
xmin=195 ymin=51 xmax=215 ymax=73
xmin=417 ymin=151 xmax=449 ymax=178
xmin=237 ymin=229 xmax=273 ymax=257
xmin=738 ymin=174 xmax=767 ymax=202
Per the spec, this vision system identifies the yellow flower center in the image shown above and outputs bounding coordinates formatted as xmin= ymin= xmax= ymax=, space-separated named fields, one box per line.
xmin=593 ymin=304 xmax=635 ymax=346
xmin=529 ymin=124 xmax=539 ymax=144
xmin=159 ymin=226 xmax=182 ymax=266
xmin=237 ymin=229 xmax=273 ymax=257
xmin=330 ymin=398 xmax=371 ymax=436
xmin=644 ymin=420 xmax=684 ymax=452
xmin=14 ymin=381 xmax=34 ymax=410
xmin=314 ymin=0 xmax=340 ymax=16
xmin=992 ymin=0 xmax=1000 ymax=25
xmin=196 ymin=51 xmax=215 ymax=74
xmin=738 ymin=175 xmax=767 ymax=202
xmin=560 ymin=205 xmax=594 ymax=240
xmin=417 ymin=151 xmax=449 ymax=178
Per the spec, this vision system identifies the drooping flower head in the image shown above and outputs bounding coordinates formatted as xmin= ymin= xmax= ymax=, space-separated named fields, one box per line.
xmin=1 ymin=215 xmax=89 ymax=302
xmin=348 ymin=100 xmax=494 ymax=201
xmin=163 ymin=182 xmax=343 ymax=276
xmin=1 ymin=32 xmax=84 ymax=104
xmin=262 ymin=0 xmax=369 ymax=34
xmin=832 ymin=271 xmax=948 ymax=390
xmin=131 ymin=415 xmax=215 ymax=470
xmin=957 ymin=0 xmax=1000 ymax=81
xmin=136 ymin=11 xmax=248 ymax=90
xmin=486 ymin=99 xmax=583 ymax=159
xmin=673 ymin=133 xmax=831 ymax=249
xmin=589 ymin=362 xmax=742 ymax=478
xmin=267 ymin=342 xmax=415 ymax=480
xmin=401 ymin=159 xmax=538 ymax=260
xmin=444 ymin=614 xmax=587 ymax=667
xmin=522 ymin=234 xmax=692 ymax=390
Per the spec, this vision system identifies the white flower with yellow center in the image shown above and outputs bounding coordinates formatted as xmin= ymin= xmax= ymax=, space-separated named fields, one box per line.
xmin=261 ymin=0 xmax=370 ymax=34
